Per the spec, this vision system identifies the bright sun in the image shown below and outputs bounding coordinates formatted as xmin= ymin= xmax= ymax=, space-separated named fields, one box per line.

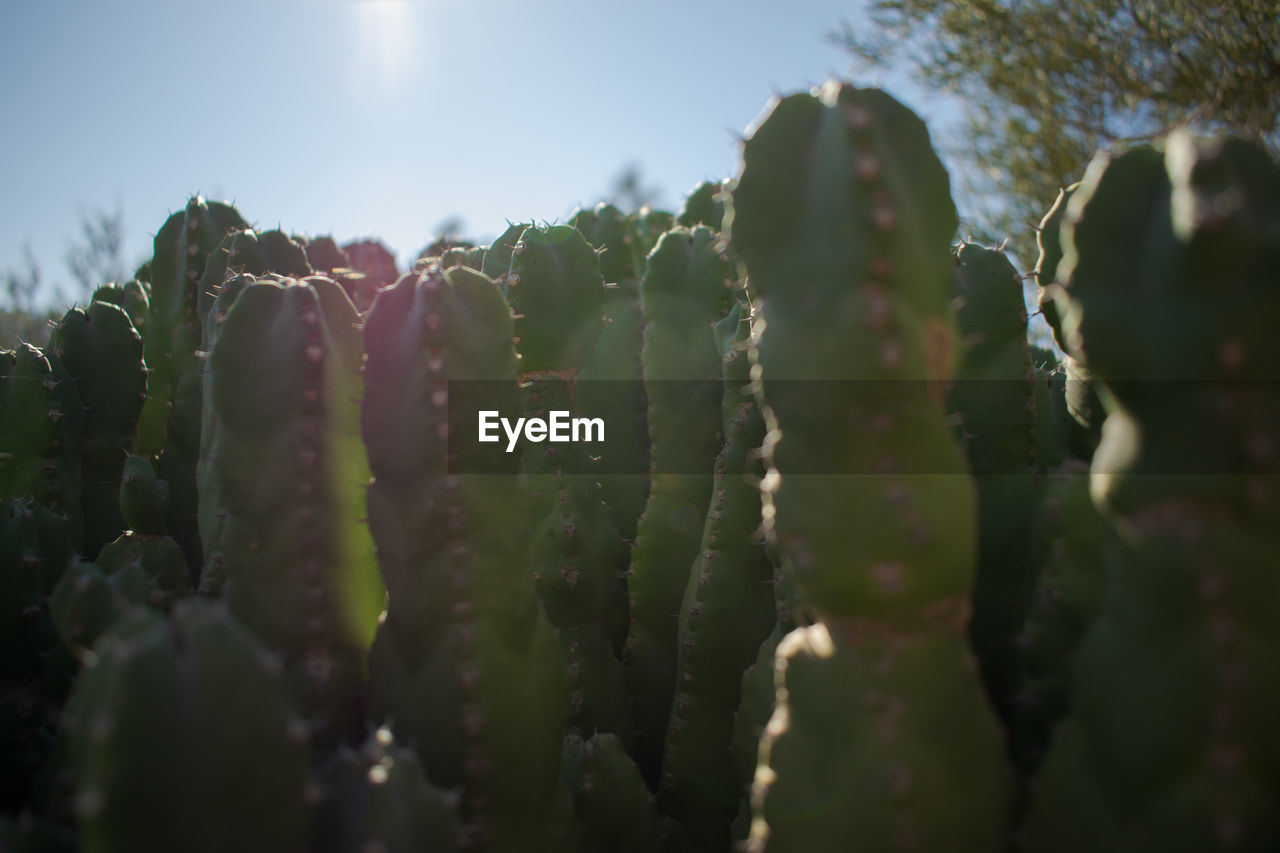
xmin=354 ymin=0 xmax=415 ymax=88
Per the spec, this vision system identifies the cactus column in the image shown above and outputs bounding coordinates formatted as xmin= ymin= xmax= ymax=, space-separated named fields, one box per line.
xmin=730 ymin=81 xmax=1013 ymax=852
xmin=624 ymin=224 xmax=734 ymax=788
xmin=139 ymin=197 xmax=248 ymax=571
xmin=659 ymin=302 xmax=777 ymax=852
xmin=47 ymin=301 xmax=147 ymax=559
xmin=363 ymin=266 xmax=577 ymax=852
xmin=65 ymin=601 xmax=311 ymax=853
xmin=206 ymin=275 xmax=383 ymax=745
xmin=1022 ymin=133 xmax=1280 ymax=851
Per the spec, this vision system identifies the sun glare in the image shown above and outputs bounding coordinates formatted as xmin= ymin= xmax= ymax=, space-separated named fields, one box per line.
xmin=354 ymin=0 xmax=416 ymax=89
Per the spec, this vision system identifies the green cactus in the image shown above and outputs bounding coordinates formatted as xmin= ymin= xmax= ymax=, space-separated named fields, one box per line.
xmin=0 ymin=345 xmax=85 ymax=551
xmin=89 ymin=281 xmax=149 ymax=338
xmin=195 ymin=228 xmax=313 ymax=327
xmin=1 ymin=498 xmax=77 ymax=814
xmin=301 ymin=235 xmax=352 ymax=277
xmin=50 ymin=458 xmax=190 ymax=655
xmin=1021 ymin=133 xmax=1280 ymax=851
xmin=563 ymin=733 xmax=662 ymax=853
xmin=1035 ymin=184 xmax=1103 ymax=458
xmin=730 ymin=81 xmax=1012 ymax=851
xmin=631 ymin=208 xmax=676 ymax=259
xmin=92 ymin=455 xmax=190 ymax=594
xmin=136 ymin=196 xmax=247 ymax=456
xmin=505 ymin=223 xmax=633 ymax=742
xmin=47 ymin=301 xmax=146 ymax=560
xmin=194 ymin=271 xmax=257 ymax=595
xmin=49 ymin=560 xmax=152 ymax=655
xmin=625 ymin=224 xmax=734 ymax=788
xmin=659 ymin=302 xmax=777 ymax=852
xmin=523 ymin=375 xmax=635 ymax=743
xmin=362 ymin=266 xmax=578 ymax=852
xmin=571 ymin=204 xmax=652 ymax=542
xmin=1010 ymin=460 xmax=1107 ymax=779
xmin=1 ymin=499 xmax=74 ymax=676
xmin=676 ymin=180 xmax=726 ymax=230
xmin=66 ymin=601 xmax=311 ymax=853
xmin=206 ymin=275 xmax=383 ymax=743
xmin=136 ymin=198 xmax=248 ymax=579
xmin=948 ymin=241 xmax=1060 ymax=726
xmin=341 ymin=239 xmax=399 ymax=291
xmin=313 ymin=726 xmax=461 ymax=853
xmin=479 ymin=222 xmax=529 ymax=286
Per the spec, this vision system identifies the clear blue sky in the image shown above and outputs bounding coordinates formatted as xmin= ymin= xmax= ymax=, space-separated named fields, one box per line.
xmin=1 ymin=0 xmax=966 ymax=308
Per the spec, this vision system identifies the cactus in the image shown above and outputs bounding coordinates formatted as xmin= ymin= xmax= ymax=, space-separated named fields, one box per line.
xmin=362 ymin=265 xmax=578 ymax=852
xmin=1021 ymin=133 xmax=1280 ymax=851
xmin=195 ymin=229 xmax=313 ymax=327
xmin=92 ymin=456 xmax=190 ymax=594
xmin=303 ymin=236 xmax=380 ymax=312
xmin=89 ymin=281 xmax=149 ymax=338
xmin=1034 ymin=184 xmax=1103 ymax=459
xmin=49 ymin=561 xmax=151 ymax=656
xmin=206 ymin=275 xmax=383 ymax=743
xmin=194 ymin=271 xmax=257 ymax=595
xmin=313 ymin=727 xmax=460 ymax=853
xmin=563 ymin=733 xmax=662 ymax=853
xmin=1 ymin=499 xmax=77 ymax=814
xmin=340 ymin=238 xmax=398 ymax=293
xmin=624 ymin=224 xmax=734 ymax=788
xmin=136 ymin=196 xmax=247 ymax=456
xmin=52 ymin=459 xmax=191 ymax=655
xmin=66 ymin=601 xmax=311 ymax=853
xmin=631 ymin=208 xmax=676 ymax=259
xmin=47 ymin=301 xmax=146 ymax=560
xmin=136 ymin=198 xmax=249 ymax=578
xmin=948 ymin=241 xmax=1061 ymax=725
xmin=572 ymin=204 xmax=652 ymax=542
xmin=676 ymin=181 xmax=726 ymax=230
xmin=1 ymin=499 xmax=75 ymax=676
xmin=730 ymin=81 xmax=1012 ymax=851
xmin=659 ymin=302 xmax=777 ymax=852
xmin=301 ymin=235 xmax=352 ymax=277
xmin=479 ymin=223 xmax=529 ymax=286
xmin=506 ymin=224 xmax=633 ymax=742
xmin=0 ymin=345 xmax=85 ymax=551
xmin=1010 ymin=460 xmax=1107 ymax=779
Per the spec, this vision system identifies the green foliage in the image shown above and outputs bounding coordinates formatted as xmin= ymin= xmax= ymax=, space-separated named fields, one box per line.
xmin=837 ymin=0 xmax=1280 ymax=256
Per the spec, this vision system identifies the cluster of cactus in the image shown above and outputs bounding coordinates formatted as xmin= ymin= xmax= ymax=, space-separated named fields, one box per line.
xmin=2 ymin=79 xmax=1278 ymax=853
